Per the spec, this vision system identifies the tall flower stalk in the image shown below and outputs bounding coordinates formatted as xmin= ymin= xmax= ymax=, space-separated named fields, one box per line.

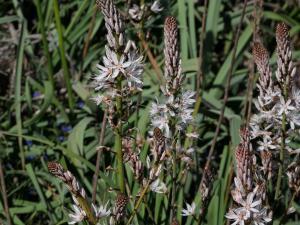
xmin=251 ymin=23 xmax=298 ymax=202
xmin=150 ymin=16 xmax=196 ymax=221
xmin=93 ymin=0 xmax=144 ymax=193
xmin=226 ymin=129 xmax=272 ymax=225
xmin=227 ymin=22 xmax=300 ymax=224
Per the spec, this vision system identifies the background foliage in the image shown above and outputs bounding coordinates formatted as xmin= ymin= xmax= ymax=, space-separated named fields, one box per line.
xmin=1 ymin=0 xmax=300 ymax=224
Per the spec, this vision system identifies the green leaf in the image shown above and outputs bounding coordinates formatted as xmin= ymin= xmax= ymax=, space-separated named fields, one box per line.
xmin=24 ymin=81 xmax=54 ymax=127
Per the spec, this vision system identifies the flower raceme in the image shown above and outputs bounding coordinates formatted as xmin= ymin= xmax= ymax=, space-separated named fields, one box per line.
xmin=93 ymin=0 xmax=144 ymax=109
xmin=150 ymin=16 xmax=195 ymax=138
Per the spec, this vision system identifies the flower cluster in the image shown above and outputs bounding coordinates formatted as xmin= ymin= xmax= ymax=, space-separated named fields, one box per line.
xmin=250 ymin=23 xmax=298 ymax=160
xmin=93 ymin=0 xmax=144 ymax=126
xmin=150 ymin=16 xmax=195 ymax=138
xmin=129 ymin=0 xmax=163 ymax=22
xmin=226 ymin=130 xmax=272 ymax=225
xmin=47 ymin=162 xmax=111 ymax=224
xmin=250 ymin=23 xmax=300 ymax=196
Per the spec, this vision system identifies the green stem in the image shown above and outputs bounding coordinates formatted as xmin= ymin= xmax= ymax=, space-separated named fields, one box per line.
xmin=53 ymin=0 xmax=74 ymax=110
xmin=126 ymin=181 xmax=150 ymax=225
xmin=169 ymin=128 xmax=180 ymax=222
xmin=115 ymin=78 xmax=125 ymax=193
xmin=15 ymin=21 xmax=26 ymax=170
xmin=275 ymin=82 xmax=288 ymax=200
xmin=76 ymin=195 xmax=97 ymax=225
xmin=34 ymin=0 xmax=54 ymax=88
xmin=170 ymin=150 xmax=177 ymax=222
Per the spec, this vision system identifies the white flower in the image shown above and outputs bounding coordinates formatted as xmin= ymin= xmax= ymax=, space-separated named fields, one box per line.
xmin=181 ymin=202 xmax=196 ymax=216
xmin=150 ymin=1 xmax=163 ymax=13
xmin=68 ymin=204 xmax=86 ymax=224
xmin=150 ymin=179 xmax=167 ymax=193
xmin=124 ymin=51 xmax=143 ymax=89
xmin=291 ymin=87 xmax=300 ymax=107
xmin=252 ymin=207 xmax=272 ymax=225
xmin=150 ymin=102 xmax=170 ymax=137
xmin=276 ymin=97 xmax=295 ymax=116
xmin=226 ymin=208 xmax=249 ymax=225
xmin=179 ymin=91 xmax=195 ymax=124
xmin=94 ymin=46 xmax=132 ymax=90
xmin=257 ymin=136 xmax=277 ymax=151
xmin=91 ymin=95 xmax=104 ymax=105
xmin=239 ymin=192 xmax=261 ymax=218
xmin=129 ymin=4 xmax=143 ymax=21
xmin=186 ymin=132 xmax=199 ymax=139
xmin=93 ymin=202 xmax=111 ymax=218
xmin=287 ymin=110 xmax=300 ymax=130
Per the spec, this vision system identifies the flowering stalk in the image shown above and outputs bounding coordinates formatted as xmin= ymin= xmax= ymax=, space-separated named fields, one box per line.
xmin=226 ymin=129 xmax=271 ymax=225
xmin=150 ymin=16 xmax=196 ymax=222
xmin=274 ymin=23 xmax=291 ymax=200
xmin=126 ymin=127 xmax=168 ymax=224
xmin=251 ymin=23 xmax=298 ymax=203
xmin=94 ymin=0 xmax=144 ymax=193
xmin=47 ymin=162 xmax=97 ymax=225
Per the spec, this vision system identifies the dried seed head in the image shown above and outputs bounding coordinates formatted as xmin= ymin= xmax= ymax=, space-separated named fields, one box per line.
xmin=252 ymin=42 xmax=272 ymax=89
xmin=252 ymin=42 xmax=269 ymax=68
xmin=287 ymin=162 xmax=300 ymax=193
xmin=122 ymin=138 xmax=143 ymax=181
xmin=164 ymin=16 xmax=178 ymax=36
xmin=235 ymin=129 xmax=253 ymax=191
xmin=114 ymin=193 xmax=129 ymax=220
xmin=200 ymin=166 xmax=214 ymax=204
xmin=276 ymin=22 xmax=289 ymax=46
xmin=47 ymin=161 xmax=69 ymax=183
xmin=260 ymin=150 xmax=272 ymax=179
xmin=164 ymin=16 xmax=180 ymax=81
xmin=171 ymin=218 xmax=179 ymax=225
xmin=153 ymin=127 xmax=165 ymax=144
xmin=47 ymin=162 xmax=85 ymax=197
xmin=275 ymin=22 xmax=295 ymax=85
xmin=152 ymin=127 xmax=166 ymax=161
xmin=47 ymin=161 xmax=64 ymax=177
xmin=255 ymin=179 xmax=267 ymax=201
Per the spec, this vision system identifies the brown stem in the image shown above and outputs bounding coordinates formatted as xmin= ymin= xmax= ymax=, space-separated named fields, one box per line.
xmin=92 ymin=110 xmax=108 ymax=204
xmin=78 ymin=6 xmax=97 ymax=81
xmin=138 ymin=32 xmax=163 ymax=83
xmin=195 ymin=0 xmax=208 ymax=99
xmin=243 ymin=0 xmax=262 ymax=126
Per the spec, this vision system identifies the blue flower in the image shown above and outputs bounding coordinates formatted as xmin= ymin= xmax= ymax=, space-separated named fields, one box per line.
xmin=26 ymin=155 xmax=35 ymax=161
xmin=76 ymin=101 xmax=85 ymax=109
xmin=58 ymin=136 xmax=65 ymax=142
xmin=61 ymin=124 xmax=72 ymax=133
xmin=25 ymin=140 xmax=33 ymax=147
xmin=32 ymin=91 xmax=41 ymax=98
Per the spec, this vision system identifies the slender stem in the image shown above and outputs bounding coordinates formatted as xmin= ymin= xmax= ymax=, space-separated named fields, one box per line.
xmin=53 ymin=0 xmax=74 ymax=110
xmin=198 ymin=0 xmax=248 ymax=191
xmin=126 ymin=181 xmax=150 ymax=225
xmin=138 ymin=32 xmax=163 ymax=83
xmin=15 ymin=21 xmax=26 ymax=170
xmin=34 ymin=0 xmax=54 ymax=88
xmin=133 ymin=93 xmax=142 ymax=151
xmin=244 ymin=0 xmax=262 ymax=126
xmin=92 ymin=111 xmax=108 ymax=204
xmin=79 ymin=5 xmax=97 ymax=81
xmin=275 ymin=82 xmax=287 ymax=200
xmin=75 ymin=195 xmax=97 ymax=225
xmin=115 ymin=78 xmax=125 ymax=193
xmin=195 ymin=0 xmax=208 ymax=98
xmin=0 ymin=160 xmax=11 ymax=225
xmin=170 ymin=149 xmax=177 ymax=222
